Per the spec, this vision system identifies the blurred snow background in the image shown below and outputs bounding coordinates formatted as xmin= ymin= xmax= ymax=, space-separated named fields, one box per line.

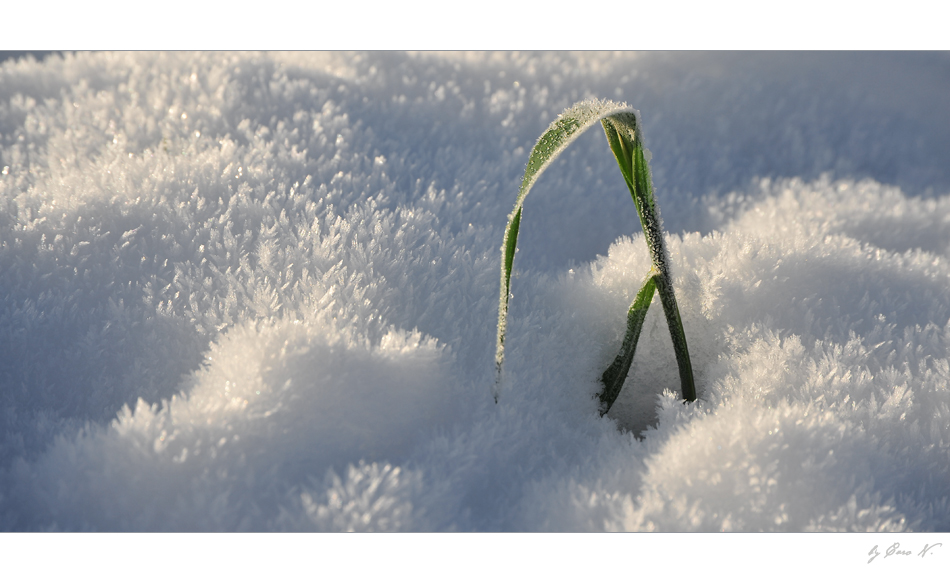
xmin=0 ymin=51 xmax=948 ymax=531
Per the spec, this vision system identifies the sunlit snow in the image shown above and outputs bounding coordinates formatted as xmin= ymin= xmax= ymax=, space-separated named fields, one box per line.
xmin=1 ymin=51 xmax=948 ymax=531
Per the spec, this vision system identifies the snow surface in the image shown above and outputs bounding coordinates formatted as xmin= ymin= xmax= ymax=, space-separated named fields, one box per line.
xmin=1 ymin=51 xmax=949 ymax=531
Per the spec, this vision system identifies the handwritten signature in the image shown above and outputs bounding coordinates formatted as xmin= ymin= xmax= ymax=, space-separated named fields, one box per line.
xmin=868 ymin=542 xmax=942 ymax=564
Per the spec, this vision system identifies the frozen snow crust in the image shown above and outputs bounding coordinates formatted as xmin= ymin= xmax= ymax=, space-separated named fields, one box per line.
xmin=1 ymin=51 xmax=948 ymax=531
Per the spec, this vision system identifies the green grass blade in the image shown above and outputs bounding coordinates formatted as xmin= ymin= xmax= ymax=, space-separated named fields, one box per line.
xmin=495 ymin=100 xmax=638 ymax=399
xmin=495 ymin=98 xmax=696 ymax=408
xmin=602 ymin=115 xmax=697 ymax=403
xmin=654 ymin=275 xmax=697 ymax=402
xmin=602 ymin=114 xmax=661 ymax=270
xmin=599 ymin=274 xmax=657 ymax=415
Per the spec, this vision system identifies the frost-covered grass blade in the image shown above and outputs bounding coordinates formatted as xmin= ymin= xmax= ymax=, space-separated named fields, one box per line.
xmin=599 ymin=273 xmax=657 ymax=413
xmin=601 ymin=111 xmax=696 ymax=409
xmin=495 ymin=99 xmax=696 ymax=411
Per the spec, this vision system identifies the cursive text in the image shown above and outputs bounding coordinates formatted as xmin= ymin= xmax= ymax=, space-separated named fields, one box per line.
xmin=868 ymin=542 xmax=942 ymax=564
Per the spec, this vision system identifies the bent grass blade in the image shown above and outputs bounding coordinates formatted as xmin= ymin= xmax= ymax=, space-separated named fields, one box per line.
xmin=599 ymin=273 xmax=657 ymax=414
xmin=494 ymin=99 xmax=696 ymax=410
xmin=602 ymin=111 xmax=696 ymax=408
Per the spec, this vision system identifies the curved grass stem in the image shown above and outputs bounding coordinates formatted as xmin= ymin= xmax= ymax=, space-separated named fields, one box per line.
xmin=599 ymin=273 xmax=657 ymax=414
xmin=494 ymin=99 xmax=696 ymax=410
xmin=601 ymin=112 xmax=696 ymax=411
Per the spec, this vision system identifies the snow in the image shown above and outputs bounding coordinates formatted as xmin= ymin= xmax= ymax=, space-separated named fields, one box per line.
xmin=1 ymin=51 xmax=949 ymax=532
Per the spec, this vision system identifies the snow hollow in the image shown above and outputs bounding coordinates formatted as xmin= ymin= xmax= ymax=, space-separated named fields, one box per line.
xmin=1 ymin=51 xmax=949 ymax=531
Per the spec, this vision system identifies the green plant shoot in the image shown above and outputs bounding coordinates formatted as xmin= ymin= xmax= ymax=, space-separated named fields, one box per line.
xmin=494 ymin=99 xmax=696 ymax=413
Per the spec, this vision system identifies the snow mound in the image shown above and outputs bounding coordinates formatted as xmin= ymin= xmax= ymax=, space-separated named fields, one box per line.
xmin=3 ymin=312 xmax=454 ymax=530
xmin=498 ymin=177 xmax=950 ymax=531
